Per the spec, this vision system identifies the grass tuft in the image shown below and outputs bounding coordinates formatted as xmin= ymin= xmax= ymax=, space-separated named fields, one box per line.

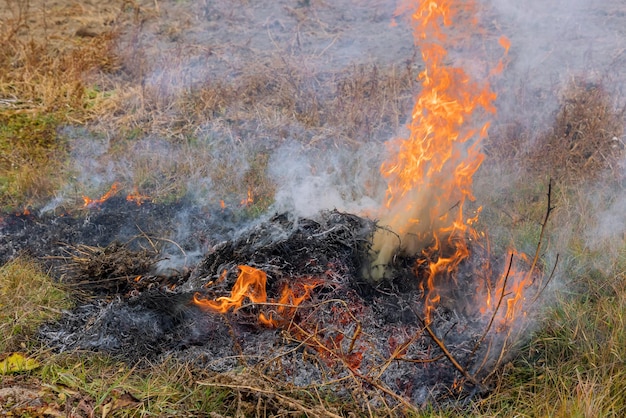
xmin=0 ymin=258 xmax=72 ymax=353
xmin=474 ymin=250 xmax=626 ymax=418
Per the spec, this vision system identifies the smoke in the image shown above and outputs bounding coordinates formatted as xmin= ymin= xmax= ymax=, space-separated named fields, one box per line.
xmin=46 ymin=0 xmax=624 ymax=292
xmin=483 ymin=0 xmax=626 ymax=233
xmin=587 ymin=192 xmax=626 ymax=253
xmin=486 ymin=0 xmax=626 ymax=130
xmin=473 ymin=0 xmax=626 ymax=331
xmin=268 ymin=142 xmax=384 ymax=218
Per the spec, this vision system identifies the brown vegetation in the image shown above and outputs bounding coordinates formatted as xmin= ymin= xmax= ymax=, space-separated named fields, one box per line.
xmin=528 ymin=79 xmax=625 ymax=183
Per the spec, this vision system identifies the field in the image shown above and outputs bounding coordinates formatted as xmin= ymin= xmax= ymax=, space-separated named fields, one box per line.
xmin=1 ymin=0 xmax=625 ymax=416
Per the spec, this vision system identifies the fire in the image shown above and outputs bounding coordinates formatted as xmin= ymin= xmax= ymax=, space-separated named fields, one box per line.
xmin=83 ymin=183 xmax=152 ymax=207
xmin=487 ymin=251 xmax=534 ymax=325
xmin=193 ymin=265 xmax=320 ymax=328
xmin=240 ymin=187 xmax=254 ymax=207
xmin=16 ymin=207 xmax=31 ymax=216
xmin=126 ymin=187 xmax=151 ymax=206
xmin=83 ymin=182 xmax=120 ymax=208
xmin=216 ymin=188 xmax=253 ymax=210
xmin=368 ymin=0 xmax=516 ymax=322
xmin=194 ymin=265 xmax=268 ymax=314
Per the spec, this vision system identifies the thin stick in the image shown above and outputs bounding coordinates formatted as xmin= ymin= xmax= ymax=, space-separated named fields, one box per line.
xmin=374 ymin=332 xmax=422 ymax=380
xmin=531 ymin=253 xmax=559 ymax=304
xmin=416 ymin=314 xmax=483 ymax=388
xmin=468 ymin=252 xmax=515 ymax=362
xmin=527 ymin=178 xmax=555 ymax=285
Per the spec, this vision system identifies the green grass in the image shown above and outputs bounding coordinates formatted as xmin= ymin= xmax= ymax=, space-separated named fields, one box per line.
xmin=36 ymin=354 xmax=237 ymax=417
xmin=473 ymin=263 xmax=626 ymax=417
xmin=0 ymin=258 xmax=72 ymax=353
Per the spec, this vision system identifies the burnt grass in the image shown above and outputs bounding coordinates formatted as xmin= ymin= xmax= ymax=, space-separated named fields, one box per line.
xmin=0 ymin=199 xmax=530 ymax=407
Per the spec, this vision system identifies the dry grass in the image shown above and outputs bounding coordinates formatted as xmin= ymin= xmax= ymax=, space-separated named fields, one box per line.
xmin=59 ymin=50 xmax=416 ymax=209
xmin=486 ymin=78 xmax=625 ymax=186
xmin=0 ymin=258 xmax=71 ymax=353
xmin=0 ymin=0 xmax=122 ymax=208
xmin=527 ymin=78 xmax=625 ymax=183
xmin=2 ymin=0 xmax=417 ymax=209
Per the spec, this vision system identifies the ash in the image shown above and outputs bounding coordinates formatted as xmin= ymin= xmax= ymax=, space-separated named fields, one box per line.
xmin=1 ymin=201 xmax=535 ymax=406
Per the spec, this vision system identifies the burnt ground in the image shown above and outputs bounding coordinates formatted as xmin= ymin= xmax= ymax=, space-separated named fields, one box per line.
xmin=0 ymin=201 xmax=536 ymax=407
xmin=0 ymin=197 xmax=237 ymax=271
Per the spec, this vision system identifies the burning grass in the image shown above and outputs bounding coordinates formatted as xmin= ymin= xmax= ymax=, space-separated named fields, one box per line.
xmin=19 ymin=207 xmax=551 ymax=412
xmin=475 ymin=263 xmax=626 ymax=417
xmin=1 ymin=0 xmax=626 ymax=416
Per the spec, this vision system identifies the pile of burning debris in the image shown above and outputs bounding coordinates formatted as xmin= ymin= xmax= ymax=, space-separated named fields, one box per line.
xmin=0 ymin=194 xmax=548 ymax=407
xmin=0 ymin=0 xmax=559 ymax=410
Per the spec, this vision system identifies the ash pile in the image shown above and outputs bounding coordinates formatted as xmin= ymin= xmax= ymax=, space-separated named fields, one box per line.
xmin=3 ymin=204 xmax=533 ymax=406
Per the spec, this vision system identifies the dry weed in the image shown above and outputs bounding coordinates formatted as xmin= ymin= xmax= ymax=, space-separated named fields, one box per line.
xmin=0 ymin=258 xmax=71 ymax=352
xmin=528 ymin=78 xmax=625 ymax=183
xmin=487 ymin=78 xmax=625 ymax=186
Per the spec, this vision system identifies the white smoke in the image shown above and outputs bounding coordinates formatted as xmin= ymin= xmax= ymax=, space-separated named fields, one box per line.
xmin=486 ymin=0 xmax=625 ymax=126
xmin=268 ymin=142 xmax=384 ymax=218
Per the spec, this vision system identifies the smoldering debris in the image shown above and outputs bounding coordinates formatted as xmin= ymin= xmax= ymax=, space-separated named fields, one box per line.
xmin=59 ymin=243 xmax=161 ymax=296
xmin=0 ymin=196 xmax=242 ymax=272
xmin=0 ymin=203 xmax=545 ymax=407
xmin=184 ymin=211 xmax=375 ymax=291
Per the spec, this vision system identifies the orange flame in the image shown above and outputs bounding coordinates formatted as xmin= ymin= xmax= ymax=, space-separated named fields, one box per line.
xmin=83 ymin=182 xmax=121 ymax=208
xmin=483 ymin=251 xmax=534 ymax=326
xmin=126 ymin=187 xmax=151 ymax=206
xmin=17 ymin=207 xmax=31 ymax=216
xmin=370 ymin=0 xmax=511 ymax=322
xmin=194 ymin=265 xmax=268 ymax=314
xmin=240 ymin=187 xmax=254 ymax=207
xmin=193 ymin=265 xmax=320 ymax=328
xmin=491 ymin=36 xmax=511 ymax=76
